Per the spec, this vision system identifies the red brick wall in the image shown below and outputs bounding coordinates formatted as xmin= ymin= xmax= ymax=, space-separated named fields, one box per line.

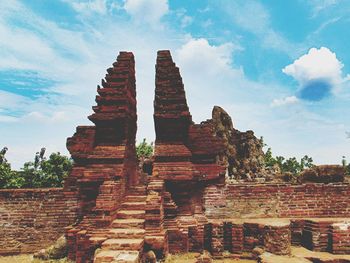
xmin=203 ymin=183 xmax=350 ymax=219
xmin=0 ymin=188 xmax=77 ymax=255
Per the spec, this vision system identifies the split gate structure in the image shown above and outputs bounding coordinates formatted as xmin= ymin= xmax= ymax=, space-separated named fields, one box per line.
xmin=64 ymin=50 xmax=227 ymax=262
xmin=62 ymin=51 xmax=350 ymax=263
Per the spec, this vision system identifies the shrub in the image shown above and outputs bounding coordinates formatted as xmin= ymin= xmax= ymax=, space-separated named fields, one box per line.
xmin=136 ymin=138 xmax=154 ymax=160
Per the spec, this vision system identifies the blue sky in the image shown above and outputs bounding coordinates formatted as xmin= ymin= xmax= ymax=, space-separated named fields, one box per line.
xmin=1 ymin=0 xmax=350 ymax=168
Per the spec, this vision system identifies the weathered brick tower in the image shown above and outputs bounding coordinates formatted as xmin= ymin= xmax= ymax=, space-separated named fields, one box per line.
xmin=144 ymin=50 xmax=227 ymax=255
xmin=64 ymin=52 xmax=142 ymax=262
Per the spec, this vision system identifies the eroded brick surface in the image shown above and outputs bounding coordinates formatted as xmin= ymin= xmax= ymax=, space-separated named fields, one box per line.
xmin=0 ymin=188 xmax=77 ymax=255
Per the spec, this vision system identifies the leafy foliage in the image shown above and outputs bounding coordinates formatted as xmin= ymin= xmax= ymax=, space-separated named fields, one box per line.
xmin=136 ymin=138 xmax=154 ymax=160
xmin=264 ymin=147 xmax=314 ymax=175
xmin=347 ymin=164 xmax=350 ymax=176
xmin=342 ymin=156 xmax=350 ymax=176
xmin=20 ymin=152 xmax=73 ymax=188
xmin=0 ymin=148 xmax=73 ymax=189
xmin=0 ymin=161 xmax=24 ymax=188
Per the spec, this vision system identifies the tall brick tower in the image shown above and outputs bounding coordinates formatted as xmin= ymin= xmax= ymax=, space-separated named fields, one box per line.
xmin=64 ymin=52 xmax=139 ymax=262
xmin=153 ymin=50 xmax=226 ymax=183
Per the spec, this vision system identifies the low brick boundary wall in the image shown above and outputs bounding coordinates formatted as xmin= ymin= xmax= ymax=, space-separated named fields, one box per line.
xmin=204 ymin=183 xmax=350 ymax=219
xmin=0 ymin=188 xmax=77 ymax=255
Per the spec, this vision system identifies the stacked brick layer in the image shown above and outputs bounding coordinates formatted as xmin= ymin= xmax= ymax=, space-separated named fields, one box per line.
xmin=0 ymin=188 xmax=77 ymax=255
xmin=331 ymin=222 xmax=350 ymax=254
xmin=204 ymin=184 xmax=350 ymax=219
xmin=302 ymin=220 xmax=333 ymax=252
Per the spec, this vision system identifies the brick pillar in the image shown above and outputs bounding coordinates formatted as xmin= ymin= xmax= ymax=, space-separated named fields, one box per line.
xmin=210 ymin=221 xmax=224 ymax=257
xmin=302 ymin=220 xmax=332 ymax=252
xmin=231 ymin=223 xmax=244 ymax=254
xmin=263 ymin=224 xmax=291 ymax=255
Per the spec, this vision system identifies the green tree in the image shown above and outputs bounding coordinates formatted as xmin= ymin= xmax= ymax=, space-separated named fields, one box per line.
xmin=0 ymin=161 xmax=25 ymax=188
xmin=263 ymin=144 xmax=314 ymax=176
xmin=0 ymin=147 xmax=25 ymax=189
xmin=342 ymin=156 xmax=350 ymax=176
xmin=20 ymin=152 xmax=73 ymax=188
xmin=264 ymin=147 xmax=277 ymax=167
xmin=136 ymin=139 xmax=154 ymax=160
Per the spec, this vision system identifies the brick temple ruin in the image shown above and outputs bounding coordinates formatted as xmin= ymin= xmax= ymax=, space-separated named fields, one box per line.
xmin=1 ymin=50 xmax=350 ymax=262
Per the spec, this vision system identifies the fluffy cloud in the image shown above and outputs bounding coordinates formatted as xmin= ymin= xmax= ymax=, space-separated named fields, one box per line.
xmin=283 ymin=47 xmax=348 ymax=101
xmin=283 ymin=47 xmax=344 ymax=85
xmin=176 ymin=38 xmax=238 ymax=76
xmin=124 ymin=0 xmax=169 ymax=25
xmin=174 ymin=38 xmax=277 ymax=128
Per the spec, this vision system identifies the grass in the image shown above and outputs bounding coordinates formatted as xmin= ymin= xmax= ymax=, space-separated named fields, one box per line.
xmin=0 ymin=255 xmax=72 ymax=263
xmin=163 ymin=253 xmax=255 ymax=263
xmin=0 ymin=253 xmax=255 ymax=263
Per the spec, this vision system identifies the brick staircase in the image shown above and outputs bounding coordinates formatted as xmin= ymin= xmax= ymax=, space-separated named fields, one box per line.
xmin=94 ymin=186 xmax=147 ymax=263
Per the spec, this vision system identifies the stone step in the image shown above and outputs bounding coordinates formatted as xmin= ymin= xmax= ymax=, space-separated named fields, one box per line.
xmin=117 ymin=210 xmax=145 ymax=219
xmin=125 ymin=195 xmax=147 ymax=202
xmin=128 ymin=191 xmax=146 ymax=196
xmin=112 ymin=219 xmax=145 ymax=228
xmin=122 ymin=201 xmax=147 ymax=210
xmin=108 ymin=228 xmax=145 ymax=239
xmin=131 ymin=186 xmax=146 ymax=191
xmin=102 ymin=238 xmax=144 ymax=251
xmin=94 ymin=250 xmax=140 ymax=263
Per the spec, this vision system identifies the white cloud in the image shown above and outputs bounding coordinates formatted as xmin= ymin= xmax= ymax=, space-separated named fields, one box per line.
xmin=308 ymin=0 xmax=339 ymax=16
xmin=282 ymin=47 xmax=345 ymax=85
xmin=218 ymin=0 xmax=299 ymax=56
xmin=226 ymin=0 xmax=269 ymax=34
xmin=68 ymin=0 xmax=107 ymax=14
xmin=174 ymin=8 xmax=193 ymax=28
xmin=0 ymin=115 xmax=19 ymax=123
xmin=271 ymin=96 xmax=299 ymax=107
xmin=181 ymin=15 xmax=193 ymax=28
xmin=23 ymin=111 xmax=70 ymax=123
xmin=124 ymin=0 xmax=169 ymax=25
xmin=176 ymin=38 xmax=240 ymax=76
xmin=0 ymin=90 xmax=29 ymax=108
xmin=174 ymin=38 xmax=281 ymax=127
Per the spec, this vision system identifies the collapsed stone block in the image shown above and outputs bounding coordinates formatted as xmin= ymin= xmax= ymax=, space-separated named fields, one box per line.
xmin=331 ymin=222 xmax=350 ymax=254
xmin=263 ymin=223 xmax=291 ymax=255
xmin=301 ymin=165 xmax=345 ymax=183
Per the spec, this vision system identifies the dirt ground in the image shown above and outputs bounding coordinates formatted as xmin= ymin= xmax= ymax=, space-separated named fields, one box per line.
xmin=2 ymin=247 xmax=350 ymax=263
